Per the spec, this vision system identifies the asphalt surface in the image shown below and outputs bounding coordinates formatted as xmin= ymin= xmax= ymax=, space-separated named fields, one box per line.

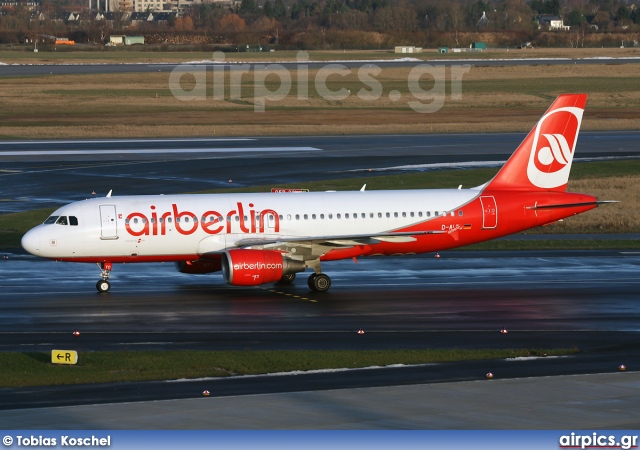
xmin=1 ymin=133 xmax=639 ymax=424
xmin=1 ymin=249 xmax=639 ymax=411
xmin=1 ymin=131 xmax=639 ymax=213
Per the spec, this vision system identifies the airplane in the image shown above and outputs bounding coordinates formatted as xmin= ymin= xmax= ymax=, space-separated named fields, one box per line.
xmin=21 ymin=93 xmax=608 ymax=293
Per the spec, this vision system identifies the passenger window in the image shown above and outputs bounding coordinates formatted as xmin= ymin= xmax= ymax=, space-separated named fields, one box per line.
xmin=378 ymin=213 xmax=382 ymax=218
xmin=435 ymin=212 xmax=439 ymax=217
xmin=69 ymin=216 xmax=78 ymax=226
xmin=295 ymin=214 xmax=300 ymax=220
xmin=312 ymin=214 xmax=316 ymax=219
xmin=362 ymin=213 xmax=365 ymax=219
xmin=410 ymin=212 xmax=414 ymax=218
xmin=337 ymin=213 xmax=341 ymax=219
xmin=427 ymin=212 xmax=431 ymax=217
xmin=402 ymin=212 xmax=406 ymax=218
xmin=418 ymin=212 xmax=423 ymax=217
xmin=44 ymin=216 xmax=59 ymax=225
xmin=56 ymin=216 xmax=68 ymax=225
xmin=394 ymin=212 xmax=398 ymax=218
xmin=345 ymin=213 xmax=349 ymax=219
xmin=304 ymin=214 xmax=308 ymax=220
xmin=168 ymin=217 xmax=173 ymax=223
xmin=386 ymin=213 xmax=390 ymax=218
xmin=320 ymin=214 xmax=324 ymax=219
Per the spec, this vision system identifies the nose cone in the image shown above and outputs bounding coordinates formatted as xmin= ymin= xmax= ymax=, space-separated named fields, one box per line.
xmin=21 ymin=228 xmax=41 ymax=256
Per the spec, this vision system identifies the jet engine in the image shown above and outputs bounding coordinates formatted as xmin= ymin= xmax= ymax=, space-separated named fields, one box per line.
xmin=222 ymin=249 xmax=306 ymax=286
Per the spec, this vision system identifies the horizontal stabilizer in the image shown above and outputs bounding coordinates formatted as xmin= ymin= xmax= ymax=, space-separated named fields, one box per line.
xmin=525 ymin=200 xmax=618 ymax=210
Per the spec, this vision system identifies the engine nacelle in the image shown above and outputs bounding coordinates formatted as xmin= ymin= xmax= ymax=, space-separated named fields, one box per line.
xmin=175 ymin=259 xmax=222 ymax=274
xmin=222 ymin=249 xmax=306 ymax=286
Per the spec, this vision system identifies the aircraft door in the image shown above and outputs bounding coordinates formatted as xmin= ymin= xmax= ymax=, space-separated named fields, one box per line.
xmin=480 ymin=196 xmax=498 ymax=229
xmin=99 ymin=205 xmax=118 ymax=239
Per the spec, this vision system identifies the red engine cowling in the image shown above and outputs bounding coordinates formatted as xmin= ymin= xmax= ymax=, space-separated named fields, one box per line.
xmin=222 ymin=249 xmax=304 ymax=286
xmin=175 ymin=259 xmax=222 ymax=274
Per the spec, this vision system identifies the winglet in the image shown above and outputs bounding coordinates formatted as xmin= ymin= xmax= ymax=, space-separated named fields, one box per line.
xmin=106 ymin=190 xmax=112 ymax=198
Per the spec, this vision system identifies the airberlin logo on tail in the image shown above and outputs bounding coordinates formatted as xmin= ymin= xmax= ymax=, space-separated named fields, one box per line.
xmin=527 ymin=106 xmax=583 ymax=189
xmin=124 ymin=202 xmax=280 ymax=237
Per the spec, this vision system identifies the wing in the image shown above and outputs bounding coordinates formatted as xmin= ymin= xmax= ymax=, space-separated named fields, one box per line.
xmin=226 ymin=231 xmax=447 ymax=266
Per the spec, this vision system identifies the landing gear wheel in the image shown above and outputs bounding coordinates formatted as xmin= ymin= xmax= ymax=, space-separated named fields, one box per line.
xmin=96 ymin=280 xmax=111 ymax=293
xmin=308 ymin=273 xmax=331 ymax=292
xmin=307 ymin=273 xmax=317 ymax=290
xmin=277 ymin=273 xmax=296 ymax=285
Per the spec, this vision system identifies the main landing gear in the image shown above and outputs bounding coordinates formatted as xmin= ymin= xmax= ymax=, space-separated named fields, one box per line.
xmin=96 ymin=262 xmax=112 ymax=293
xmin=277 ymin=271 xmax=331 ymax=292
xmin=307 ymin=273 xmax=331 ymax=292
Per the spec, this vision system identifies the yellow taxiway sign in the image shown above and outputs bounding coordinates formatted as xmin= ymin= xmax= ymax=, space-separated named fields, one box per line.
xmin=51 ymin=350 xmax=78 ymax=365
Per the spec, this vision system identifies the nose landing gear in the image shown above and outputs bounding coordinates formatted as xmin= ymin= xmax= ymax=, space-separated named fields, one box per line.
xmin=96 ymin=262 xmax=112 ymax=293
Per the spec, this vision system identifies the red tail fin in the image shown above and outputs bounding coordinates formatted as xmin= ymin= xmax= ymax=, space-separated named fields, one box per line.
xmin=485 ymin=94 xmax=587 ymax=192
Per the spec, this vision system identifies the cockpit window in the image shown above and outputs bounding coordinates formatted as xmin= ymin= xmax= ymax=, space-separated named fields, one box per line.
xmin=44 ymin=216 xmax=59 ymax=225
xmin=69 ymin=216 xmax=78 ymax=226
xmin=56 ymin=216 xmax=68 ymax=226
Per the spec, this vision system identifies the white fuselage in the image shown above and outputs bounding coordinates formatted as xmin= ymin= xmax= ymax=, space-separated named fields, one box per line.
xmin=22 ymin=189 xmax=479 ymax=261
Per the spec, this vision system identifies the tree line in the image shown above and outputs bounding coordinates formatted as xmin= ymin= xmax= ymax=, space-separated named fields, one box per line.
xmin=0 ymin=0 xmax=638 ymax=48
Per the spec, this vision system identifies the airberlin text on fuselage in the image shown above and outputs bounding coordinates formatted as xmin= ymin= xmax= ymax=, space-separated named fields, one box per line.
xmin=124 ymin=202 xmax=280 ymax=237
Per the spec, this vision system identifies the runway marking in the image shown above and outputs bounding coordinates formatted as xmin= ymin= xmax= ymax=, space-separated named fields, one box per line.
xmin=260 ymin=287 xmax=318 ymax=303
xmin=0 ymin=147 xmax=320 ymax=156
xmin=0 ymin=138 xmax=254 ymax=145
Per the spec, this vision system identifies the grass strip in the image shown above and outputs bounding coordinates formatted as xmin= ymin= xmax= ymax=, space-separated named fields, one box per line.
xmin=0 ymin=348 xmax=575 ymax=388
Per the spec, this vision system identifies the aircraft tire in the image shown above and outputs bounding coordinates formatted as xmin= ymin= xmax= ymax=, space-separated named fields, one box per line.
xmin=96 ymin=280 xmax=111 ymax=293
xmin=277 ymin=273 xmax=296 ymax=285
xmin=310 ymin=273 xmax=331 ymax=292
xmin=307 ymin=273 xmax=317 ymax=290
